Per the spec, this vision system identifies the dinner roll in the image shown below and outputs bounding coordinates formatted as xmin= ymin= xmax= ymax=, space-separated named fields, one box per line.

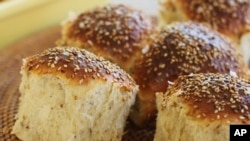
xmin=129 ymin=21 xmax=250 ymax=127
xmin=159 ymin=0 xmax=250 ymax=41
xmin=154 ymin=73 xmax=250 ymax=141
xmin=11 ymin=47 xmax=138 ymax=141
xmin=58 ymin=4 xmax=156 ymax=72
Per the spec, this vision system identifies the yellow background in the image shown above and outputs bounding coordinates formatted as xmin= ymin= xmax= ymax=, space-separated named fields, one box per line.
xmin=0 ymin=0 xmax=107 ymax=49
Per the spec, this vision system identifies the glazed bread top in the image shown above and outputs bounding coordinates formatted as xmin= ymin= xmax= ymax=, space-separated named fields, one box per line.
xmin=61 ymin=4 xmax=156 ymax=71
xmin=162 ymin=0 xmax=250 ymax=39
xmin=23 ymin=47 xmax=137 ymax=88
xmin=134 ymin=22 xmax=249 ymax=94
xmin=160 ymin=73 xmax=250 ymax=123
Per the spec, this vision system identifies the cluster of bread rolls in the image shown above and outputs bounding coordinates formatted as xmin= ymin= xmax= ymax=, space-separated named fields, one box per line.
xmin=12 ymin=1 xmax=250 ymax=141
xmin=12 ymin=4 xmax=152 ymax=141
xmin=130 ymin=21 xmax=250 ymax=127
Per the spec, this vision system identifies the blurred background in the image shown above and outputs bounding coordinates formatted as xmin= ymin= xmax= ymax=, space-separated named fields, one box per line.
xmin=0 ymin=0 xmax=108 ymax=49
xmin=0 ymin=0 xmax=161 ymax=49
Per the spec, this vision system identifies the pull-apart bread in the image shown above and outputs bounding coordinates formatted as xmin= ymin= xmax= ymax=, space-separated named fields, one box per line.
xmin=12 ymin=47 xmax=138 ymax=141
xmin=58 ymin=4 xmax=156 ymax=72
xmin=130 ymin=21 xmax=250 ymax=127
xmin=155 ymin=73 xmax=250 ymax=141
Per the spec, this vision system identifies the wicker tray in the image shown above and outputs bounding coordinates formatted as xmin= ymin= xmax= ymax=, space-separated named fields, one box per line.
xmin=0 ymin=26 xmax=154 ymax=141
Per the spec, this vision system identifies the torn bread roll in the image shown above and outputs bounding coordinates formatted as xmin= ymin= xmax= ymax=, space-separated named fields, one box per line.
xmin=159 ymin=0 xmax=250 ymax=41
xmin=154 ymin=73 xmax=250 ymax=141
xmin=129 ymin=21 xmax=250 ymax=127
xmin=11 ymin=47 xmax=138 ymax=141
xmin=58 ymin=4 xmax=156 ymax=72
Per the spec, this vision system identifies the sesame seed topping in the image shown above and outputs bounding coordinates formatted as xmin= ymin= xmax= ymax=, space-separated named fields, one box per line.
xmin=134 ymin=22 xmax=248 ymax=94
xmin=162 ymin=73 xmax=250 ymax=122
xmin=63 ymin=4 xmax=155 ymax=71
xmin=23 ymin=47 xmax=136 ymax=87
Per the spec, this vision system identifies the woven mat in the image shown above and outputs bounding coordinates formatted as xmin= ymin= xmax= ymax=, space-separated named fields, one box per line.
xmin=0 ymin=26 xmax=154 ymax=141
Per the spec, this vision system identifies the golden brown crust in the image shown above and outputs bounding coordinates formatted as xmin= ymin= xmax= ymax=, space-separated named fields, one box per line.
xmin=135 ymin=21 xmax=249 ymax=94
xmin=172 ymin=0 xmax=250 ymax=39
xmin=162 ymin=73 xmax=250 ymax=123
xmin=130 ymin=21 xmax=250 ymax=126
xmin=23 ymin=47 xmax=136 ymax=88
xmin=61 ymin=4 xmax=155 ymax=71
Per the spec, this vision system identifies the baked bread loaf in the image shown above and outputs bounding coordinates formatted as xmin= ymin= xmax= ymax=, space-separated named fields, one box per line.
xmin=159 ymin=0 xmax=250 ymax=41
xmin=154 ymin=73 xmax=250 ymax=141
xmin=129 ymin=21 xmax=250 ymax=127
xmin=58 ymin=4 xmax=156 ymax=72
xmin=11 ymin=47 xmax=138 ymax=141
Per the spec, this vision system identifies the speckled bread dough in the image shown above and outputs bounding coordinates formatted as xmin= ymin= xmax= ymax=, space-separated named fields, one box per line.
xmin=11 ymin=47 xmax=138 ymax=141
xmin=129 ymin=21 xmax=250 ymax=127
xmin=155 ymin=73 xmax=250 ymax=141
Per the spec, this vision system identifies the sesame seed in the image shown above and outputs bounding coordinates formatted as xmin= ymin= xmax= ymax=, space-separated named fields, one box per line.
xmin=57 ymin=66 xmax=62 ymax=71
xmin=196 ymin=114 xmax=201 ymax=118
xmin=224 ymin=114 xmax=228 ymax=118
xmin=51 ymin=63 xmax=55 ymax=68
xmin=217 ymin=115 xmax=220 ymax=119
xmin=35 ymin=65 xmax=40 ymax=69
xmin=87 ymin=40 xmax=93 ymax=46
xmin=239 ymin=116 xmax=246 ymax=120
xmin=243 ymin=104 xmax=248 ymax=110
